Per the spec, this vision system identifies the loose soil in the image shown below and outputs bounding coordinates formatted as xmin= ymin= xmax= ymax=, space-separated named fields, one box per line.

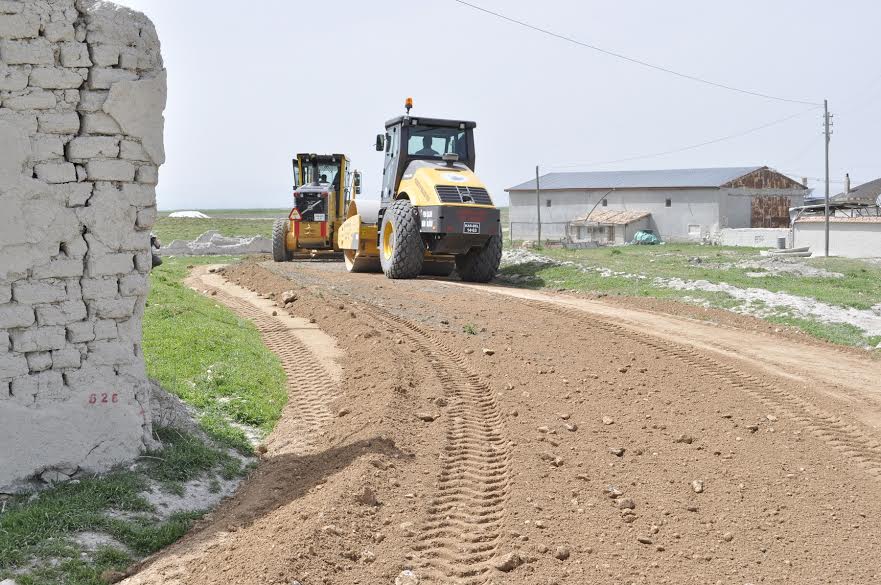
xmin=123 ymin=260 xmax=881 ymax=585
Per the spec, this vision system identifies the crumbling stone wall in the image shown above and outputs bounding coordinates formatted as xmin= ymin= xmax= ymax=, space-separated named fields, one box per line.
xmin=0 ymin=0 xmax=165 ymax=490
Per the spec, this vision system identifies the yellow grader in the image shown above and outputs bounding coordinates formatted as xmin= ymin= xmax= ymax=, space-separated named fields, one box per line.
xmin=272 ymin=153 xmax=361 ymax=261
xmin=337 ymin=99 xmax=502 ymax=281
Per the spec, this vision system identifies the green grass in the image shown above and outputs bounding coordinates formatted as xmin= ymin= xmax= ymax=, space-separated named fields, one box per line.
xmin=536 ymin=244 xmax=881 ymax=310
xmin=143 ymin=256 xmax=287 ymax=452
xmin=501 ymin=244 xmax=881 ymax=349
xmin=0 ymin=427 xmax=245 ymax=585
xmin=152 ymin=217 xmax=275 ymax=244
xmin=158 ymin=208 xmax=289 ymax=219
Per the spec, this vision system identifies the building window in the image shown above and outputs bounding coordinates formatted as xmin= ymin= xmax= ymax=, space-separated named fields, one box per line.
xmin=602 ymin=198 xmax=608 ymax=207
xmin=546 ymin=200 xmax=551 ymax=207
xmin=665 ymin=198 xmax=672 ymax=207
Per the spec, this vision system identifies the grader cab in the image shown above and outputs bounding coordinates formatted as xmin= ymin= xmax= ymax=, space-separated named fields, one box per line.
xmin=272 ymin=153 xmax=361 ymax=261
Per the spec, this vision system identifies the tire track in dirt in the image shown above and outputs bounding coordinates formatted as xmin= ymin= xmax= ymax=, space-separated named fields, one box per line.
xmin=322 ymin=296 xmax=511 ymax=584
xmin=522 ymin=299 xmax=881 ymax=478
xmin=189 ymin=271 xmax=336 ymax=455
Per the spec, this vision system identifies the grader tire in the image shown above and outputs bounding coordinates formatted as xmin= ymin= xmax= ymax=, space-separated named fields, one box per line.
xmin=421 ymin=259 xmax=456 ymax=277
xmin=379 ymin=199 xmax=424 ymax=279
xmin=272 ymin=218 xmax=290 ymax=262
xmin=455 ymin=234 xmax=502 ymax=283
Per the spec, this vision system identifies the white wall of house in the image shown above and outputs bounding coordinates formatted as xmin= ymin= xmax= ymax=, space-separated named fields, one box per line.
xmin=510 ymin=188 xmax=723 ymax=241
xmin=793 ymin=222 xmax=881 ymax=258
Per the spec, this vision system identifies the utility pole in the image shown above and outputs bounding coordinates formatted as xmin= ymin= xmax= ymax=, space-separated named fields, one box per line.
xmin=823 ymin=99 xmax=833 ymax=257
xmin=535 ymin=165 xmax=542 ymax=246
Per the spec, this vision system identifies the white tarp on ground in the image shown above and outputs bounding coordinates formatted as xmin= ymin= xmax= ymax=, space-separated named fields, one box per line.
xmin=164 ymin=231 xmax=271 ymax=256
xmin=167 ymin=211 xmax=211 ymax=219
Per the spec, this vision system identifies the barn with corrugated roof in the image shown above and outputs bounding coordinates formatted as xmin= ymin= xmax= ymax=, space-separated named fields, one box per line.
xmin=505 ymin=166 xmax=807 ymax=243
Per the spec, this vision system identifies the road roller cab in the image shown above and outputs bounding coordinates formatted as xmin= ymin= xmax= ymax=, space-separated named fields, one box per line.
xmin=337 ymin=99 xmax=503 ymax=281
xmin=273 ymin=153 xmax=359 ymax=261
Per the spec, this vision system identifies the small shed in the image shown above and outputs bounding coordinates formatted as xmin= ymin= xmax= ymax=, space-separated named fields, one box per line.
xmin=569 ymin=210 xmax=651 ymax=245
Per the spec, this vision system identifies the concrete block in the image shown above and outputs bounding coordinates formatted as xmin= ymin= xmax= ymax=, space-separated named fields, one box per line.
xmin=49 ymin=182 xmax=93 ymax=207
xmin=29 ymin=67 xmax=85 ymax=89
xmin=119 ymin=274 xmax=148 ymax=297
xmin=119 ymin=139 xmax=149 ymax=161
xmin=136 ymin=165 xmax=158 ymax=185
xmin=4 ymin=90 xmax=57 ymax=111
xmin=34 ymin=162 xmax=77 ymax=184
xmin=11 ymin=370 xmax=64 ymax=401
xmin=93 ymin=319 xmax=117 ymax=340
xmin=80 ymin=112 xmax=120 ymax=134
xmin=60 ymin=43 xmax=92 ymax=68
xmin=82 ymin=277 xmax=118 ymax=299
xmin=26 ymin=351 xmax=53 ymax=372
xmin=94 ymin=297 xmax=136 ymax=319
xmin=0 ymin=284 xmax=10 ymax=303
xmin=103 ymin=71 xmax=166 ymax=165
xmin=31 ymin=259 xmax=84 ymax=279
xmin=121 ymin=183 xmax=155 ymax=206
xmin=85 ymin=159 xmax=135 ymax=182
xmin=0 ymin=39 xmax=54 ymax=65
xmin=0 ymin=13 xmax=40 ymax=39
xmin=0 ymin=1 xmax=24 ymax=14
xmin=88 ymin=67 xmax=137 ymax=90
xmin=31 ymin=134 xmax=64 ymax=161
xmin=36 ymin=300 xmax=88 ymax=326
xmin=90 ymin=44 xmax=119 ymax=67
xmin=11 ymin=326 xmax=66 ymax=352
xmin=78 ymin=90 xmax=107 ymax=112
xmin=66 ymin=321 xmax=95 ymax=343
xmin=88 ymin=340 xmax=133 ymax=366
xmin=0 ymin=108 xmax=37 ymax=135
xmin=87 ymin=253 xmax=133 ymax=277
xmin=0 ymin=66 xmax=29 ymax=91
xmin=13 ymin=280 xmax=67 ymax=304
xmin=38 ymin=112 xmax=80 ymax=134
xmin=67 ymin=136 xmax=119 ymax=159
xmin=44 ymin=21 xmax=76 ymax=42
xmin=0 ymin=303 xmax=35 ymax=328
xmin=135 ymin=206 xmax=156 ymax=229
xmin=52 ymin=348 xmax=82 ymax=369
xmin=0 ymin=352 xmax=29 ymax=378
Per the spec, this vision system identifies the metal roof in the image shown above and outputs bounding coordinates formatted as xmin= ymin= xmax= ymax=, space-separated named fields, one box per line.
xmin=832 ymin=177 xmax=881 ymax=205
xmin=571 ymin=210 xmax=651 ymax=226
xmin=506 ymin=166 xmax=764 ymax=192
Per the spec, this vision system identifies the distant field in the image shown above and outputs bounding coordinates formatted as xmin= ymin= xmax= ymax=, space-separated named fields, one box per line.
xmin=158 ymin=208 xmax=289 ymax=219
xmin=153 ymin=217 xmax=274 ymax=243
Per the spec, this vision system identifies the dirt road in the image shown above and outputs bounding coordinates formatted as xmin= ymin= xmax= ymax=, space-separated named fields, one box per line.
xmin=126 ymin=260 xmax=881 ymax=585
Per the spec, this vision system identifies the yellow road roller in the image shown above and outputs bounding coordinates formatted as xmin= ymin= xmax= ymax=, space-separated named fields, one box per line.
xmin=337 ymin=99 xmax=502 ymax=281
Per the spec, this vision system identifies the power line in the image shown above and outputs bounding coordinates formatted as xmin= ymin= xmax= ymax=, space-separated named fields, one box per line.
xmin=549 ymin=105 xmax=821 ymax=169
xmin=453 ymin=0 xmax=822 ymax=106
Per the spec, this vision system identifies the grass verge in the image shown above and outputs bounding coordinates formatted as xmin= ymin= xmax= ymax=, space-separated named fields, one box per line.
xmin=501 ymin=245 xmax=881 ymax=350
xmin=152 ymin=217 xmax=275 ymax=243
xmin=144 ymin=256 xmax=287 ymax=452
xmin=0 ymin=428 xmax=246 ymax=585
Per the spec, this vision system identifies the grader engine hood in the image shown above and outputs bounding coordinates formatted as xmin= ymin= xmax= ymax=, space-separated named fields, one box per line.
xmin=400 ymin=161 xmax=495 ymax=208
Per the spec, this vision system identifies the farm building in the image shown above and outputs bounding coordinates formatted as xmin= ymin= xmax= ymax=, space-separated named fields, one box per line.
xmin=506 ymin=166 xmax=807 ymax=243
xmin=792 ymin=177 xmax=881 ymax=258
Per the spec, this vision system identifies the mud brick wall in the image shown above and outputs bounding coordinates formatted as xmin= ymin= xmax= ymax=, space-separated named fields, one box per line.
xmin=0 ymin=0 xmax=165 ymax=490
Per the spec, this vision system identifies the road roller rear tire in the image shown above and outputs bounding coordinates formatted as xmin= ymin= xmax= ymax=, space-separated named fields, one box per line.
xmin=455 ymin=235 xmax=502 ymax=283
xmin=379 ymin=199 xmax=424 ymax=279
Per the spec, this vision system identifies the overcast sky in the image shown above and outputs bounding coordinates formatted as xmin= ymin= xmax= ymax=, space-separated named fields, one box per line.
xmin=121 ymin=0 xmax=880 ymax=210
